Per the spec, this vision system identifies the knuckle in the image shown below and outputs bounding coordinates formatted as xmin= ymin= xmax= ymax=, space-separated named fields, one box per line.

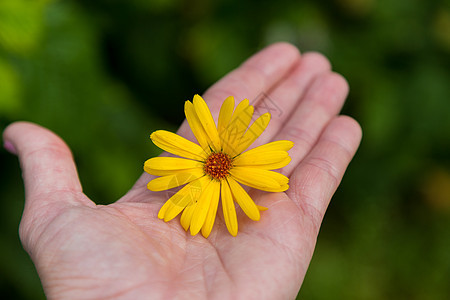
xmin=283 ymin=126 xmax=316 ymax=148
xmin=305 ymin=155 xmax=341 ymax=187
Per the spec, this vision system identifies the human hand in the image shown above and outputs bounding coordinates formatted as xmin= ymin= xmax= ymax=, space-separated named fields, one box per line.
xmin=3 ymin=43 xmax=361 ymax=300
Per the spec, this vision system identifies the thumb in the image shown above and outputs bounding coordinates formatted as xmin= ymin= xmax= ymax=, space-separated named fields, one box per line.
xmin=3 ymin=121 xmax=83 ymax=198
xmin=3 ymin=122 xmax=92 ymax=247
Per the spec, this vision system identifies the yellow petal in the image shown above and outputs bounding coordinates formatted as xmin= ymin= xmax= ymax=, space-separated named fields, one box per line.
xmin=147 ymin=170 xmax=205 ymax=191
xmin=221 ymin=99 xmax=251 ymax=155
xmin=242 ymin=140 xmax=294 ymax=156
xmin=144 ymin=167 xmax=200 ymax=177
xmin=262 ymin=183 xmax=289 ymax=192
xmin=225 ymin=104 xmax=254 ymax=157
xmin=185 ymin=100 xmax=211 ymax=152
xmin=150 ymin=130 xmax=207 ymax=160
xmin=157 ymin=200 xmax=171 ymax=219
xmin=180 ymin=202 xmax=197 ymax=231
xmin=201 ymin=181 xmax=221 ymax=238
xmin=230 ymin=167 xmax=288 ymax=190
xmin=189 ymin=179 xmax=217 ymax=236
xmin=250 ymin=156 xmax=291 ymax=170
xmin=231 ymin=99 xmax=250 ymax=122
xmin=230 ymin=100 xmax=254 ymax=131
xmin=227 ymin=177 xmax=260 ymax=221
xmin=221 ymin=180 xmax=238 ymax=236
xmin=233 ymin=150 xmax=288 ymax=167
xmin=218 ymin=96 xmax=235 ymax=137
xmin=162 ymin=195 xmax=187 ymax=222
xmin=144 ymin=157 xmax=203 ymax=174
xmin=193 ymin=94 xmax=221 ymax=152
xmin=234 ymin=113 xmax=271 ymax=154
xmin=163 ymin=176 xmax=209 ymax=221
xmin=256 ymin=205 xmax=268 ymax=211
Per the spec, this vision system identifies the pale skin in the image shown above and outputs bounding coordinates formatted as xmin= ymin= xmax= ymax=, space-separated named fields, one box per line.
xmin=3 ymin=43 xmax=362 ymax=300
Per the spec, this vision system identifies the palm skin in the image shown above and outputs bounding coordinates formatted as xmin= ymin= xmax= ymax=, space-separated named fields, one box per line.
xmin=3 ymin=43 xmax=361 ymax=300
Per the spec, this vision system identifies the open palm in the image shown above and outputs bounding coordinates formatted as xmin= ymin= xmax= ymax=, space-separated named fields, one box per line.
xmin=3 ymin=43 xmax=361 ymax=300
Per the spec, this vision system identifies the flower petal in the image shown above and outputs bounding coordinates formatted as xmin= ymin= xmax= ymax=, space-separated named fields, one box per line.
xmin=157 ymin=201 xmax=171 ymax=219
xmin=262 ymin=183 xmax=289 ymax=192
xmin=193 ymin=94 xmax=221 ymax=152
xmin=201 ymin=181 xmax=221 ymax=238
xmin=144 ymin=157 xmax=203 ymax=174
xmin=233 ymin=150 xmax=289 ymax=167
xmin=147 ymin=170 xmax=205 ymax=191
xmin=180 ymin=202 xmax=197 ymax=231
xmin=230 ymin=167 xmax=289 ymax=191
xmin=229 ymin=141 xmax=294 ymax=172
xmin=162 ymin=176 xmax=209 ymax=221
xmin=241 ymin=140 xmax=294 ymax=156
xmin=221 ymin=180 xmax=238 ymax=236
xmin=185 ymin=100 xmax=211 ymax=152
xmin=221 ymin=99 xmax=250 ymax=155
xmin=225 ymin=104 xmax=254 ymax=157
xmin=150 ymin=130 xmax=207 ymax=160
xmin=231 ymin=99 xmax=250 ymax=121
xmin=256 ymin=205 xmax=268 ymax=211
xmin=250 ymin=157 xmax=291 ymax=170
xmin=234 ymin=113 xmax=271 ymax=154
xmin=144 ymin=167 xmax=201 ymax=177
xmin=189 ymin=179 xmax=218 ymax=236
xmin=227 ymin=177 xmax=260 ymax=221
xmin=218 ymin=96 xmax=235 ymax=138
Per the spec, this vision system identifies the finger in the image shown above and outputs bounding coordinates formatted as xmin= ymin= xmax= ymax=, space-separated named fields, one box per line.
xmin=248 ymin=52 xmax=332 ymax=148
xmin=287 ymin=116 xmax=361 ymax=232
xmin=278 ymin=72 xmax=350 ymax=175
xmin=3 ymin=122 xmax=87 ymax=204
xmin=176 ymin=42 xmax=301 ymax=139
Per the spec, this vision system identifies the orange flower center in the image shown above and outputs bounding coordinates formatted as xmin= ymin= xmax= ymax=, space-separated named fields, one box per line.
xmin=204 ymin=152 xmax=232 ymax=180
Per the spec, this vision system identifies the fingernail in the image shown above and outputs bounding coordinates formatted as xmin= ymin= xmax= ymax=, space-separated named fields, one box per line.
xmin=3 ymin=140 xmax=17 ymax=155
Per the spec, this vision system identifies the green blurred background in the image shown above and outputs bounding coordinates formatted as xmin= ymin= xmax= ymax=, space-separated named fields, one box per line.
xmin=1 ymin=0 xmax=450 ymax=298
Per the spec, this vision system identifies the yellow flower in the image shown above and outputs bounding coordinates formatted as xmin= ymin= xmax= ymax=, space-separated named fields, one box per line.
xmin=144 ymin=95 xmax=293 ymax=237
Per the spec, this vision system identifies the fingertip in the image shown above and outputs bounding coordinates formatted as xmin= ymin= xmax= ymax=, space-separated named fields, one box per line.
xmin=306 ymin=72 xmax=350 ymax=111
xmin=3 ymin=121 xmax=35 ymax=154
xmin=3 ymin=121 xmax=82 ymax=197
xmin=300 ymin=52 xmax=332 ymax=72
xmin=339 ymin=115 xmax=362 ymax=138
xmin=329 ymin=72 xmax=350 ymax=96
xmin=4 ymin=121 xmax=39 ymax=135
xmin=265 ymin=42 xmax=301 ymax=59
xmin=243 ymin=42 xmax=301 ymax=77
xmin=3 ymin=121 xmax=71 ymax=156
xmin=3 ymin=139 xmax=17 ymax=155
xmin=320 ymin=72 xmax=350 ymax=99
xmin=328 ymin=115 xmax=363 ymax=150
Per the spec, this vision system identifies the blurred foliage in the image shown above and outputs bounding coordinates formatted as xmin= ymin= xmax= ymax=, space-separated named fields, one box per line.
xmin=1 ymin=0 xmax=450 ymax=299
